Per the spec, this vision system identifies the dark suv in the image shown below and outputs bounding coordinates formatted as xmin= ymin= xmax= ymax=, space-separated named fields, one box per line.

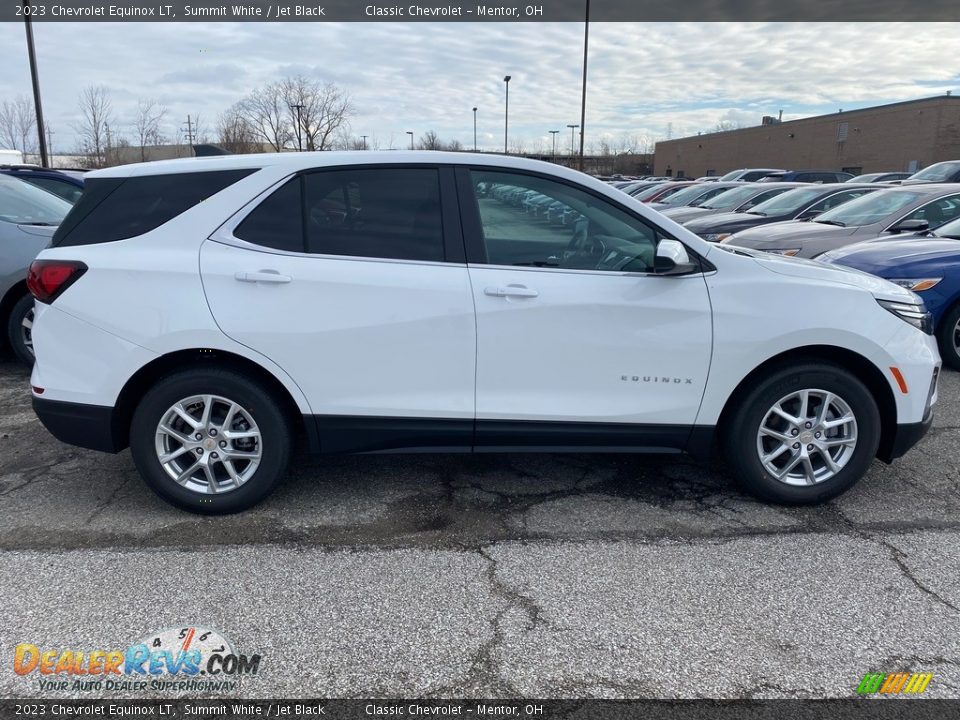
xmin=0 ymin=165 xmax=85 ymax=204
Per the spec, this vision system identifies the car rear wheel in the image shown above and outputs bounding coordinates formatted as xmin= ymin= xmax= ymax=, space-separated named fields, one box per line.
xmin=722 ymin=363 xmax=881 ymax=504
xmin=936 ymin=303 xmax=960 ymax=371
xmin=130 ymin=368 xmax=293 ymax=514
xmin=6 ymin=294 xmax=35 ymax=365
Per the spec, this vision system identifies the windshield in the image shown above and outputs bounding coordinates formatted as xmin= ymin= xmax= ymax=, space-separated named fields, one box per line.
xmin=700 ymin=186 xmax=767 ymax=210
xmin=814 ymin=189 xmax=924 ymax=226
xmin=0 ymin=174 xmax=71 ymax=225
xmin=631 ymin=183 xmax=672 ymax=201
xmin=747 ymin=187 xmax=825 ymax=216
xmin=718 ymin=169 xmax=745 ymax=181
xmin=657 ymin=184 xmax=712 ymax=206
xmin=909 ymin=161 xmax=960 ymax=182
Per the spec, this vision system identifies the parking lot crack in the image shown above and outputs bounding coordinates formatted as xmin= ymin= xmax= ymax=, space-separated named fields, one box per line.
xmin=876 ymin=537 xmax=959 ymax=614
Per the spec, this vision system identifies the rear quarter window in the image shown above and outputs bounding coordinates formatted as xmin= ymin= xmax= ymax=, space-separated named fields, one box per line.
xmin=52 ymin=169 xmax=255 ymax=247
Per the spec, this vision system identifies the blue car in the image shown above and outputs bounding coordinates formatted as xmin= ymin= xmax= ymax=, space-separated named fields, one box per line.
xmin=821 ymin=217 xmax=960 ymax=369
xmin=0 ymin=165 xmax=85 ymax=204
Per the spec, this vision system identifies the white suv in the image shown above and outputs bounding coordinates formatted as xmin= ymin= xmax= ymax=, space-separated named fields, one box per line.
xmin=28 ymin=152 xmax=940 ymax=513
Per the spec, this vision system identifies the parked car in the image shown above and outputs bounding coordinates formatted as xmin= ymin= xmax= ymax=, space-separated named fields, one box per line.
xmin=648 ymin=181 xmax=745 ymax=211
xmin=661 ymin=183 xmax=806 ymax=224
xmin=696 ymin=176 xmax=721 ymax=182
xmin=0 ymin=165 xmax=85 ymax=204
xmin=686 ymin=184 xmax=878 ymax=243
xmin=0 ymin=174 xmax=69 ymax=364
xmin=847 ymin=172 xmax=912 ymax=184
xmin=629 ymin=181 xmax=691 ymax=203
xmin=758 ymin=170 xmax=855 ymax=184
xmin=28 ymin=152 xmax=939 ymax=513
xmin=726 ymin=184 xmax=960 ymax=258
xmin=717 ymin=168 xmax=786 ymax=182
xmin=902 ymin=161 xmax=960 ymax=185
xmin=820 ymin=217 xmax=960 ymax=369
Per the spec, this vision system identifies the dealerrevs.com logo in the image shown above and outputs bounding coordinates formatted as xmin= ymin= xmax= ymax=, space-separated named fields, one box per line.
xmin=13 ymin=626 xmax=262 ymax=693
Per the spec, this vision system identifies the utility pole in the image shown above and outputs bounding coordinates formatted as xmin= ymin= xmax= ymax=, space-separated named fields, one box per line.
xmin=22 ymin=1 xmax=49 ymax=167
xmin=473 ymin=107 xmax=478 ymax=152
xmin=549 ymin=129 xmax=559 ymax=162
xmin=183 ymin=115 xmax=195 ymax=145
xmin=503 ymin=75 xmax=511 ymax=154
xmin=45 ymin=123 xmax=53 ymax=160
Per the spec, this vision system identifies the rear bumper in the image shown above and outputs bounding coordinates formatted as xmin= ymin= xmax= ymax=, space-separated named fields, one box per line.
xmin=879 ymin=416 xmax=933 ymax=463
xmin=32 ymin=396 xmax=124 ymax=453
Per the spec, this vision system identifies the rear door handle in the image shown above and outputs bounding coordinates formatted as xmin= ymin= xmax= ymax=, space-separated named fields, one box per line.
xmin=484 ymin=285 xmax=539 ymax=298
xmin=234 ymin=271 xmax=292 ymax=284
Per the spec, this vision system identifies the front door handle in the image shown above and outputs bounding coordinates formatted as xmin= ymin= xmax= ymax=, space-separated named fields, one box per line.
xmin=234 ymin=270 xmax=292 ymax=284
xmin=484 ymin=285 xmax=539 ymax=299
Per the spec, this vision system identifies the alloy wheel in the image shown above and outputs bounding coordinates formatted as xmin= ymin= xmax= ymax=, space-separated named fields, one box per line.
xmin=21 ymin=306 xmax=34 ymax=357
xmin=154 ymin=394 xmax=262 ymax=494
xmin=755 ymin=388 xmax=858 ymax=486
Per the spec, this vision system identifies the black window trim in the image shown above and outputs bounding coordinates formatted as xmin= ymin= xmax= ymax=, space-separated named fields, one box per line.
xmin=452 ymin=165 xmax=712 ymax=276
xmin=214 ymin=163 xmax=465 ymax=266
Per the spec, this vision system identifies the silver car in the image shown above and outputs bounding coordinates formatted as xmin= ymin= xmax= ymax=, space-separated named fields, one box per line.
xmin=725 ymin=184 xmax=960 ymax=258
xmin=661 ymin=182 xmax=806 ymax=224
xmin=0 ymin=174 xmax=68 ymax=363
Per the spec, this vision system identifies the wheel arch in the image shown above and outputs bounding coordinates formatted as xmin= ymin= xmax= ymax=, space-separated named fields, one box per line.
xmin=112 ymin=348 xmax=310 ymax=451
xmin=714 ymin=344 xmax=897 ymax=462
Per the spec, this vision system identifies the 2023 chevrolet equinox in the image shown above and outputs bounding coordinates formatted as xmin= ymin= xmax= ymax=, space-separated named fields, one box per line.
xmin=27 ymin=152 xmax=940 ymax=513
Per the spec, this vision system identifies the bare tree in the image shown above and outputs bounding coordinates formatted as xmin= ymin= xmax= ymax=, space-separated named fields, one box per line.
xmin=75 ymin=85 xmax=114 ymax=168
xmin=239 ymin=82 xmax=289 ymax=152
xmin=714 ymin=120 xmax=742 ymax=133
xmin=0 ymin=96 xmax=37 ymax=156
xmin=281 ymin=75 xmax=354 ymax=151
xmin=133 ymin=99 xmax=168 ymax=162
xmin=417 ymin=130 xmax=444 ymax=150
xmin=216 ymin=104 xmax=261 ymax=153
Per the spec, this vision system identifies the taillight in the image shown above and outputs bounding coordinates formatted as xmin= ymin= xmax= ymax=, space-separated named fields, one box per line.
xmin=27 ymin=260 xmax=87 ymax=304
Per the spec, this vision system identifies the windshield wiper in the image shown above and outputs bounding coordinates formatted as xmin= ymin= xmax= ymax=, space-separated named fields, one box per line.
xmin=748 ymin=211 xmax=767 ymax=216
xmin=815 ymin=219 xmax=846 ymax=227
xmin=20 ymin=221 xmax=57 ymax=226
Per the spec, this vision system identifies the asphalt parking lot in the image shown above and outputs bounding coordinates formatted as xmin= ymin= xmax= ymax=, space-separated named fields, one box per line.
xmin=1 ymin=356 xmax=959 ymax=700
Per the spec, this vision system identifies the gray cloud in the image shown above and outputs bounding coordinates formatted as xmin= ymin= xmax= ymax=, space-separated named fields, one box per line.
xmin=0 ymin=22 xmax=957 ymax=153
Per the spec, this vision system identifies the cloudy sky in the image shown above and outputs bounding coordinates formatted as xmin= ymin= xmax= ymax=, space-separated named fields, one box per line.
xmin=1 ymin=21 xmax=959 ymax=154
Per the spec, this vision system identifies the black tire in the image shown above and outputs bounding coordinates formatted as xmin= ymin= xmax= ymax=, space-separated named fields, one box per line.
xmin=130 ymin=367 xmax=293 ymax=514
xmin=721 ymin=362 xmax=881 ymax=505
xmin=936 ymin=302 xmax=960 ymax=371
xmin=6 ymin=294 xmax=35 ymax=366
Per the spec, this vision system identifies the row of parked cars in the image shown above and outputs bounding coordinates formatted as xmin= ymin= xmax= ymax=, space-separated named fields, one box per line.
xmin=601 ymin=161 xmax=960 ymax=368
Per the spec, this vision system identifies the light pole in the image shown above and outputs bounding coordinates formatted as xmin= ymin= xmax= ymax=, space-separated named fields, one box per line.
xmin=361 ymin=134 xmax=368 ymax=150
xmin=503 ymin=75 xmax=511 ymax=154
xmin=22 ymin=1 xmax=49 ymax=167
xmin=289 ymin=104 xmax=304 ymax=151
xmin=406 ymin=131 xmax=414 ymax=150
xmin=472 ymin=107 xmax=478 ymax=152
xmin=549 ymin=129 xmax=559 ymax=162
xmin=567 ymin=124 xmax=579 ymax=160
xmin=578 ymin=0 xmax=590 ymax=171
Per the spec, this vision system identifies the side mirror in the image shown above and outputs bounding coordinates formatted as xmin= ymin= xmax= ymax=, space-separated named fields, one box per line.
xmin=890 ymin=218 xmax=929 ymax=233
xmin=655 ymin=239 xmax=699 ymax=275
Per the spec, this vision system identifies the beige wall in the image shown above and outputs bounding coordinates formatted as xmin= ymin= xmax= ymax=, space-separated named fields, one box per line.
xmin=654 ymin=96 xmax=960 ymax=177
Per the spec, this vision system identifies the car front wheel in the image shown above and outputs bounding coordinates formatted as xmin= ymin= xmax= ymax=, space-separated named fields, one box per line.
xmin=130 ymin=368 xmax=293 ymax=514
xmin=722 ymin=363 xmax=881 ymax=504
xmin=936 ymin=302 xmax=960 ymax=371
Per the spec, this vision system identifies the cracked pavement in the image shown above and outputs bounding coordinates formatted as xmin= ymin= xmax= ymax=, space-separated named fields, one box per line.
xmin=1 ymin=357 xmax=959 ymax=699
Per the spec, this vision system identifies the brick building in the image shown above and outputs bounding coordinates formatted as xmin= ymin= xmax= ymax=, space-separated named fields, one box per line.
xmin=654 ymin=95 xmax=960 ymax=178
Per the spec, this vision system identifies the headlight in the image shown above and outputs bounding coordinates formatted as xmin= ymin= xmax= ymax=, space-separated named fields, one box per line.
xmin=764 ymin=248 xmax=800 ymax=256
xmin=889 ymin=278 xmax=942 ymax=292
xmin=877 ymin=298 xmax=934 ymax=334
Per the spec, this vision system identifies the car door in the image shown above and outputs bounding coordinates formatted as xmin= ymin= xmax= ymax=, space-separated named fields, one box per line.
xmin=457 ymin=167 xmax=713 ymax=450
xmin=200 ymin=165 xmax=477 ymax=452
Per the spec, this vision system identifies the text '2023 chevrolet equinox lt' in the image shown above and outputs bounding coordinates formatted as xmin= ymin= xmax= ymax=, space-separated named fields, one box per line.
xmin=27 ymin=152 xmax=940 ymax=513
